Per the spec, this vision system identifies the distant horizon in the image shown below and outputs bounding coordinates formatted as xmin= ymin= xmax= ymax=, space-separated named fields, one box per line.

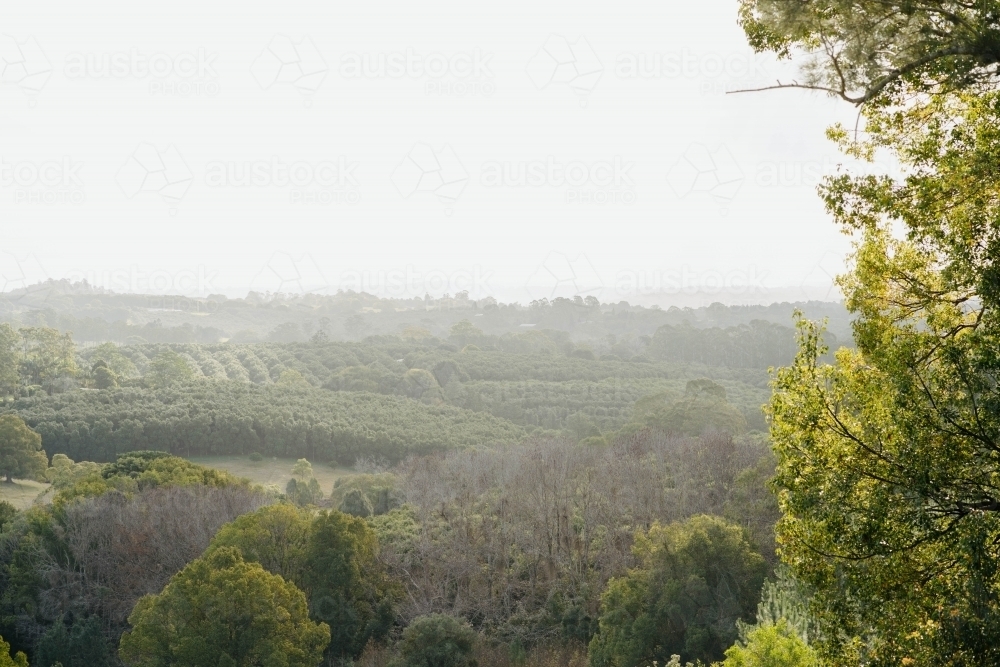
xmin=0 ymin=276 xmax=843 ymax=310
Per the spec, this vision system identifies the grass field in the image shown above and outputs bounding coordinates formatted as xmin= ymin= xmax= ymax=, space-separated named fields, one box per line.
xmin=0 ymin=479 xmax=51 ymax=510
xmin=187 ymin=456 xmax=355 ymax=494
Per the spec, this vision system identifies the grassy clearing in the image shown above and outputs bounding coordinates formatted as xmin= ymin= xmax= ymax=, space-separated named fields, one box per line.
xmin=187 ymin=455 xmax=354 ymax=494
xmin=0 ymin=479 xmax=51 ymax=510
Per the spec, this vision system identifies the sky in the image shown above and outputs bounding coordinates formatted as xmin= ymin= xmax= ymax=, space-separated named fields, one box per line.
xmin=1 ymin=0 xmax=884 ymax=306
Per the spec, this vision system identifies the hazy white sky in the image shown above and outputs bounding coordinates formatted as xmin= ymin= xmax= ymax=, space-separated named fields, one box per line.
xmin=1 ymin=0 xmax=876 ymax=305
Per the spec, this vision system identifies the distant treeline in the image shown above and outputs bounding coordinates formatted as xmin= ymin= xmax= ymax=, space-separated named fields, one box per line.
xmin=0 ymin=279 xmax=852 ymax=344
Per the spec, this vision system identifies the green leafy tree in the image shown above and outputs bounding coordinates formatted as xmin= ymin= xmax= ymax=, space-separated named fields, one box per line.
xmin=768 ymin=90 xmax=1000 ymax=664
xmin=36 ymin=615 xmax=110 ymax=667
xmin=0 ymin=415 xmax=46 ymax=483
xmin=0 ymin=324 xmax=19 ymax=397
xmin=339 ymin=488 xmax=374 ymax=517
xmin=0 ymin=636 xmax=27 ymax=667
xmin=396 ymin=614 xmax=477 ymax=667
xmin=722 ymin=621 xmax=817 ymax=667
xmin=93 ymin=365 xmax=118 ymax=390
xmin=0 ymin=501 xmax=16 ymax=532
xmin=205 ymin=506 xmax=395 ymax=662
xmin=292 ymin=458 xmax=314 ymax=479
xmin=448 ymin=320 xmax=483 ymax=348
xmin=17 ymin=327 xmax=76 ymax=390
xmin=589 ymin=515 xmax=767 ymax=666
xmin=303 ymin=510 xmax=395 ymax=660
xmin=146 ymin=350 xmax=194 ymax=387
xmin=631 ymin=381 xmax=748 ymax=437
xmin=737 ymin=0 xmax=1000 ymax=105
xmin=86 ymin=342 xmax=139 ymax=380
xmin=118 ymin=546 xmax=330 ymax=667
xmin=277 ymin=369 xmax=311 ymax=388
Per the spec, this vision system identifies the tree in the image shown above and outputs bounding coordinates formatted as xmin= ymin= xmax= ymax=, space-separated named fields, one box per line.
xmin=146 ymin=350 xmax=194 ymax=387
xmin=277 ymin=369 xmax=311 ymax=388
xmin=631 ymin=383 xmax=748 ymax=437
xmin=0 ymin=324 xmax=19 ymax=397
xmin=302 ymin=510 xmax=395 ymax=660
xmin=737 ymin=0 xmax=1000 ymax=105
xmin=36 ymin=615 xmax=110 ymax=667
xmin=118 ymin=547 xmax=330 ymax=667
xmin=339 ymin=488 xmax=373 ymax=517
xmin=768 ymin=91 xmax=1000 ymax=664
xmin=17 ymin=327 xmax=76 ymax=390
xmin=0 ymin=416 xmax=46 ymax=483
xmin=204 ymin=506 xmax=396 ymax=662
xmin=292 ymin=458 xmax=314 ymax=479
xmin=589 ymin=515 xmax=767 ymax=666
xmin=722 ymin=621 xmax=817 ymax=667
xmin=93 ymin=365 xmax=118 ymax=390
xmin=0 ymin=636 xmax=27 ymax=667
xmin=396 ymin=614 xmax=477 ymax=667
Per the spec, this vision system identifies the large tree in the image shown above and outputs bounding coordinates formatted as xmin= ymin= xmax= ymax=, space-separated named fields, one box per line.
xmin=205 ymin=506 xmax=395 ymax=662
xmin=769 ymin=90 xmax=1000 ymax=664
xmin=738 ymin=0 xmax=1000 ymax=105
xmin=588 ymin=515 xmax=767 ymax=666
xmin=118 ymin=547 xmax=330 ymax=667
xmin=0 ymin=415 xmax=46 ymax=484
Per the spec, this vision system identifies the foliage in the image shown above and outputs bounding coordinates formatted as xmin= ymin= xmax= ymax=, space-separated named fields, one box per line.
xmin=588 ymin=515 xmax=767 ymax=666
xmin=146 ymin=350 xmax=194 ymax=387
xmin=205 ymin=506 xmax=396 ymax=662
xmin=7 ymin=381 xmax=524 ymax=465
xmin=292 ymin=458 xmax=314 ymax=478
xmin=92 ymin=366 xmax=118 ymax=390
xmin=737 ymin=0 xmax=1000 ymax=105
xmin=0 ymin=416 xmax=46 ymax=483
xmin=767 ymin=90 xmax=1000 ymax=664
xmin=339 ymin=488 xmax=374 ymax=517
xmin=118 ymin=546 xmax=330 ymax=667
xmin=331 ymin=473 xmax=402 ymax=516
xmin=44 ymin=454 xmax=101 ymax=490
xmin=0 ymin=636 xmax=27 ymax=667
xmin=17 ymin=328 xmax=77 ymax=392
xmin=374 ymin=434 xmax=776 ymax=647
xmin=0 ymin=502 xmax=16 ymax=532
xmin=396 ymin=614 xmax=477 ymax=667
xmin=747 ymin=569 xmax=817 ymax=646
xmin=36 ymin=614 xmax=110 ymax=667
xmin=0 ymin=326 xmax=19 ymax=398
xmin=722 ymin=620 xmax=817 ymax=667
xmin=629 ymin=380 xmax=749 ymax=437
